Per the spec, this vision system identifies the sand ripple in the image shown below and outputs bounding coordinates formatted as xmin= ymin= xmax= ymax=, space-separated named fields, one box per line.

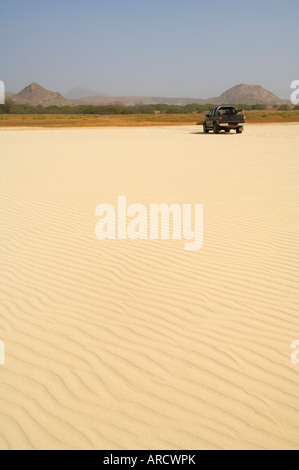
xmin=0 ymin=124 xmax=299 ymax=449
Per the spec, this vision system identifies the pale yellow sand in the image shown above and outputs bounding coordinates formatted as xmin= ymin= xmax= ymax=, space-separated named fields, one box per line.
xmin=0 ymin=124 xmax=299 ymax=450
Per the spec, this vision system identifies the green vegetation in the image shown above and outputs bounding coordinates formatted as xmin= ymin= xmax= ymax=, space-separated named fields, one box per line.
xmin=1 ymin=100 xmax=294 ymax=116
xmin=277 ymin=104 xmax=292 ymax=111
xmin=250 ymin=104 xmax=268 ymax=110
xmin=0 ymin=100 xmax=214 ymax=115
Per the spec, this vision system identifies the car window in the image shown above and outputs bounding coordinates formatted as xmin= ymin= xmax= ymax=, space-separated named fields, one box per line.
xmin=220 ymin=107 xmax=236 ymax=115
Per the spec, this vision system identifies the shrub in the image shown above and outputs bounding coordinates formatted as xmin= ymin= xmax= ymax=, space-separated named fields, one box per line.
xmin=277 ymin=104 xmax=290 ymax=111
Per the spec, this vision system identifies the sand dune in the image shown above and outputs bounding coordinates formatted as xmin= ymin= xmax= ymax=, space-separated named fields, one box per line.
xmin=0 ymin=124 xmax=299 ymax=449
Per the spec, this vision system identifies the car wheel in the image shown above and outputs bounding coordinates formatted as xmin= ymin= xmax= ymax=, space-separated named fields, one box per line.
xmin=236 ymin=127 xmax=243 ymax=134
xmin=213 ymin=123 xmax=219 ymax=134
xmin=225 ymin=129 xmax=230 ymax=133
xmin=203 ymin=123 xmax=209 ymax=133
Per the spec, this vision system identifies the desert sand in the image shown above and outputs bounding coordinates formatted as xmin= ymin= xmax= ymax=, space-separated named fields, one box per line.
xmin=0 ymin=123 xmax=298 ymax=450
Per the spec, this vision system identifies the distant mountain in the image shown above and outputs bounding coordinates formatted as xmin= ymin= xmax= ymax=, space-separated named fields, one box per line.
xmin=70 ymin=95 xmax=206 ymax=106
xmin=209 ymin=83 xmax=283 ymax=105
xmin=64 ymin=87 xmax=108 ymax=99
xmin=71 ymin=84 xmax=284 ymax=106
xmin=9 ymin=82 xmax=285 ymax=107
xmin=12 ymin=83 xmax=71 ymax=106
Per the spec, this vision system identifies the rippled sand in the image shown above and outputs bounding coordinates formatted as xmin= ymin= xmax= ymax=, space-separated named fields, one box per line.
xmin=0 ymin=124 xmax=298 ymax=449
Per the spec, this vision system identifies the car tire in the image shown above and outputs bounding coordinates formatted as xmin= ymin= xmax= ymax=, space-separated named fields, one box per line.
xmin=213 ymin=123 xmax=220 ymax=134
xmin=203 ymin=123 xmax=209 ymax=133
xmin=236 ymin=127 xmax=243 ymax=134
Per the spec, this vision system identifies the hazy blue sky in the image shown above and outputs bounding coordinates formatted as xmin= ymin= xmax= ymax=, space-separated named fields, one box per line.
xmin=1 ymin=0 xmax=298 ymax=98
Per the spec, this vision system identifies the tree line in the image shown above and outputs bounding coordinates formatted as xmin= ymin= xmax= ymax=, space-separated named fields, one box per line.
xmin=0 ymin=100 xmax=297 ymax=115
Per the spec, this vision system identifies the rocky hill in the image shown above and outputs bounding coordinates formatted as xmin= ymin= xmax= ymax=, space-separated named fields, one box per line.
xmin=9 ymin=82 xmax=285 ymax=107
xmin=212 ymin=83 xmax=283 ymax=105
xmin=5 ymin=92 xmax=15 ymax=99
xmin=12 ymin=83 xmax=71 ymax=106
